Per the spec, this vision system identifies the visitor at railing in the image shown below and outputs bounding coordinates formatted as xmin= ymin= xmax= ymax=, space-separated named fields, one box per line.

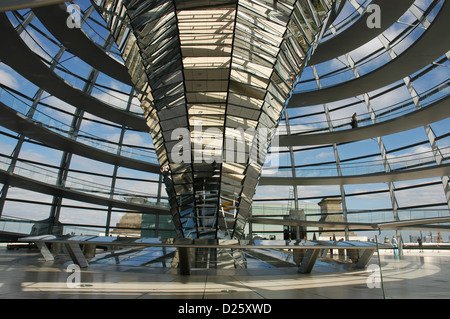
xmin=350 ymin=112 xmax=358 ymax=129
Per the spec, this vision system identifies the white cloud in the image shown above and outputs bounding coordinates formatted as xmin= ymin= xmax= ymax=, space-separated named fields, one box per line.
xmin=395 ymin=182 xmax=447 ymax=207
xmin=92 ymin=82 xmax=135 ymax=111
xmin=0 ymin=65 xmax=20 ymax=89
xmin=20 ymin=28 xmax=52 ymax=62
xmin=386 ymin=145 xmax=434 ymax=169
xmin=123 ymin=132 xmax=146 ymax=146
xmin=315 ymin=151 xmax=334 ymax=159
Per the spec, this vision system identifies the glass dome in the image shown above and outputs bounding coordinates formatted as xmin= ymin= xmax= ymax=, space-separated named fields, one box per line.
xmin=0 ymin=0 xmax=448 ymax=243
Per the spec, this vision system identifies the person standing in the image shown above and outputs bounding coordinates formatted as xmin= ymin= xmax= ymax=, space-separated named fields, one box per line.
xmin=350 ymin=112 xmax=358 ymax=129
xmin=392 ymin=235 xmax=398 ymax=256
xmin=417 ymin=237 xmax=423 ymax=253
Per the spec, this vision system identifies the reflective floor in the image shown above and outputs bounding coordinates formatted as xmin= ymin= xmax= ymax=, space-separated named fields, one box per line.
xmin=0 ymin=244 xmax=449 ymax=299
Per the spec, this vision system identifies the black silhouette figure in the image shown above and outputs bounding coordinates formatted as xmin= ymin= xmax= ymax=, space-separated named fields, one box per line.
xmin=350 ymin=112 xmax=358 ymax=129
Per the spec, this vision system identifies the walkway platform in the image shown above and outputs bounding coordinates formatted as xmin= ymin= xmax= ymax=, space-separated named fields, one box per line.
xmin=19 ymin=235 xmax=391 ymax=275
xmin=0 ymin=101 xmax=160 ymax=174
xmin=288 ymin=0 xmax=450 ymax=107
xmin=308 ymin=0 xmax=415 ymax=65
xmin=0 ymin=13 xmax=148 ymax=131
xmin=0 ymin=243 xmax=449 ymax=299
xmin=32 ymin=4 xmax=132 ymax=85
xmin=259 ymin=163 xmax=450 ymax=186
xmin=0 ymin=168 xmax=169 ymax=215
xmin=279 ymin=94 xmax=450 ymax=146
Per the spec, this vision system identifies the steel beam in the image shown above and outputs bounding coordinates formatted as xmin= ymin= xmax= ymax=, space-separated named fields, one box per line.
xmin=0 ymin=0 xmax=67 ymax=12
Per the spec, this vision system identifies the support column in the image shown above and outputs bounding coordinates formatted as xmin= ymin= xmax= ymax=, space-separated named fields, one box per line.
xmin=355 ymin=249 xmax=375 ymax=268
xmin=64 ymin=243 xmax=89 ymax=268
xmin=36 ymin=242 xmax=54 ymax=262
xmin=312 ymin=64 xmax=350 ymax=240
xmin=178 ymin=247 xmax=191 ymax=275
xmin=283 ymin=108 xmax=299 ymax=211
xmin=83 ymin=244 xmax=96 ymax=260
xmin=298 ymin=249 xmax=320 ymax=274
